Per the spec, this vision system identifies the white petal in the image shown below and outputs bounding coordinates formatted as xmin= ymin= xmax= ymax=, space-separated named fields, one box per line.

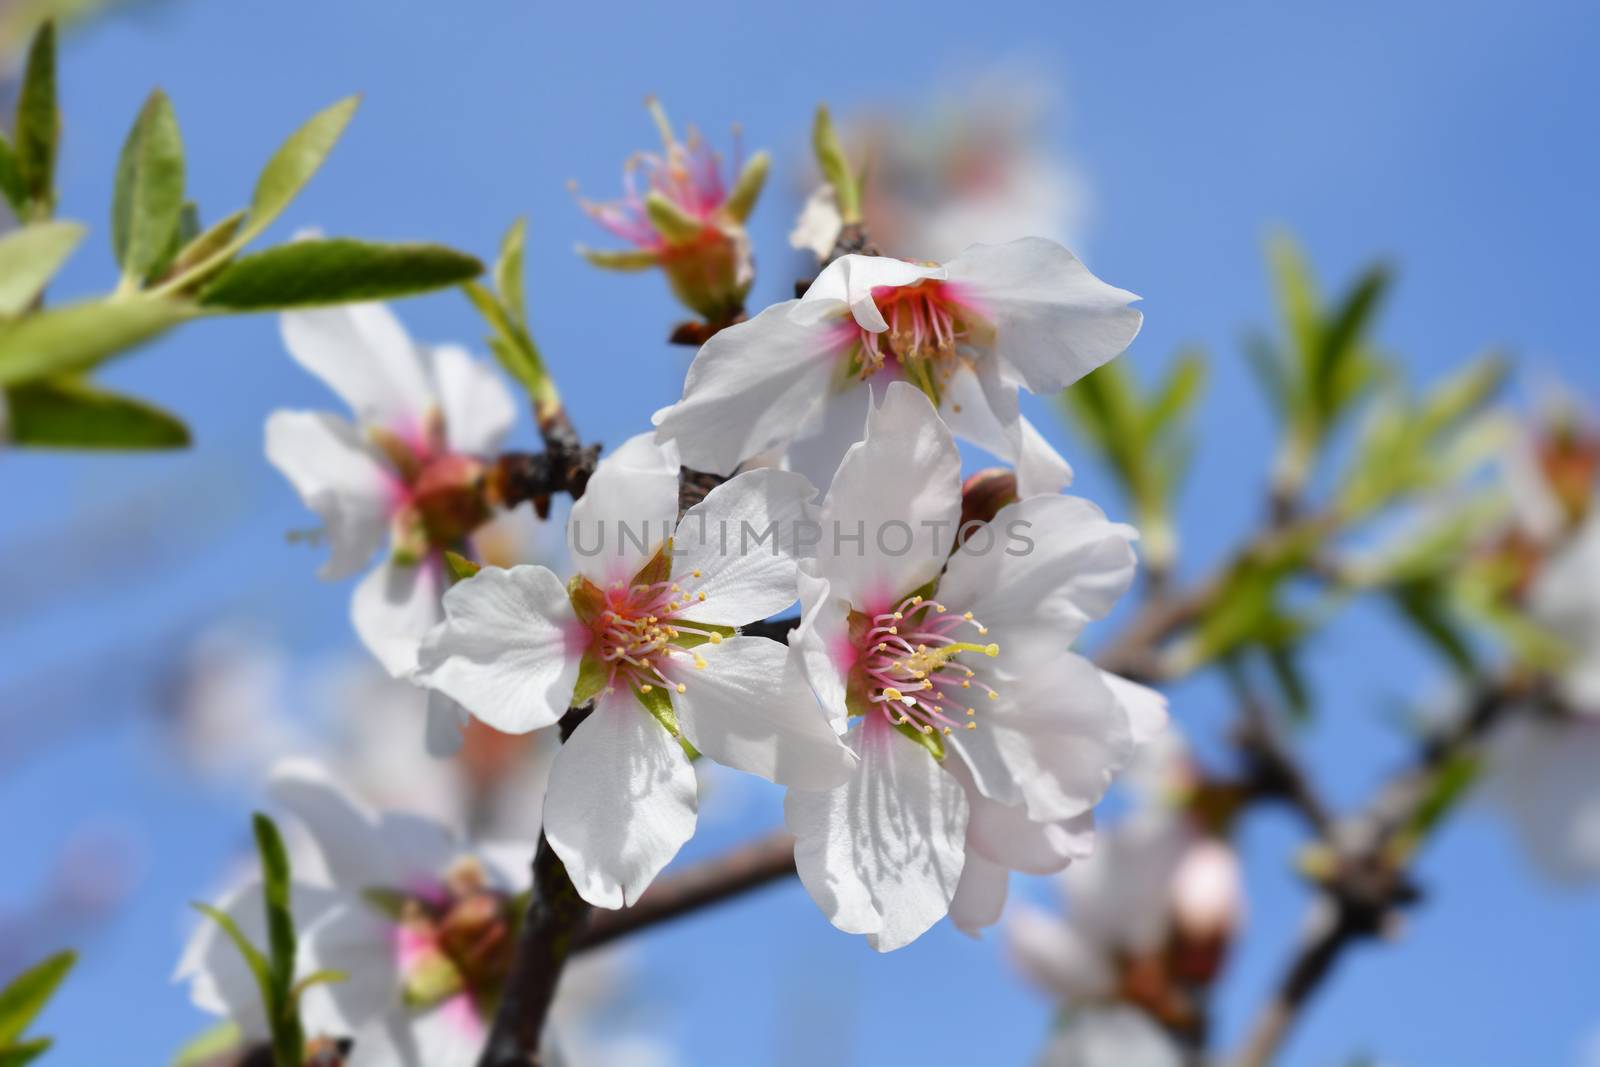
xmin=1100 ymin=671 xmax=1170 ymax=746
xmin=1016 ymin=415 xmax=1075 ymax=496
xmin=281 ymin=304 xmax=436 ymax=433
xmin=1062 ymin=814 xmax=1189 ymax=955
xmin=266 ymin=759 xmax=390 ymax=888
xmin=938 ymin=494 xmax=1137 ymax=646
xmin=784 ymin=717 xmax=968 ymax=951
xmin=789 ymin=568 xmax=851 ymax=732
xmin=544 ymin=689 xmax=698 ymax=908
xmin=1489 ymin=715 xmax=1600 ymax=882
xmin=1004 ymin=902 xmax=1115 ymax=1002
xmin=416 ymin=564 xmax=580 ymax=734
xmin=298 ymin=901 xmax=398 ymax=1033
xmin=1035 ymin=1005 xmax=1184 ymax=1067
xmin=265 ymin=410 xmax=394 ymax=580
xmin=945 ymin=237 xmax=1142 ymax=394
xmin=789 ymin=183 xmax=843 ymax=260
xmin=937 ymin=364 xmax=1074 ymax=495
xmin=429 ymin=344 xmax=517 ymax=457
xmin=953 ymin=652 xmax=1134 ymax=822
xmin=671 ymin=468 xmax=818 ymax=628
xmin=793 ymin=255 xmax=945 ymax=333
xmin=815 ymin=381 xmax=961 ymax=610
xmin=948 ymin=755 xmax=1095 ymax=874
xmin=948 ymin=850 xmax=1010 ymax=935
xmin=344 ymin=998 xmax=487 ymax=1067
xmin=674 ymin=636 xmax=855 ymax=790
xmin=653 ymin=301 xmax=838 ymax=477
xmin=568 ymin=433 xmax=680 ymax=587
xmin=352 ymin=555 xmax=447 ymax=678
xmin=784 ymin=381 xmax=872 ymax=495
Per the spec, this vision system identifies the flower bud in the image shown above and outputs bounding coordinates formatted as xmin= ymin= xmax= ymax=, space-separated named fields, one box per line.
xmin=958 ymin=468 xmax=1018 ymax=535
xmin=1167 ymin=838 xmax=1243 ymax=983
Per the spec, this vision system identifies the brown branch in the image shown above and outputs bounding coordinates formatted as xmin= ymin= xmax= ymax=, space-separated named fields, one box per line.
xmin=575 ymin=830 xmax=797 ymax=953
xmin=1231 ymin=676 xmax=1535 ymax=1067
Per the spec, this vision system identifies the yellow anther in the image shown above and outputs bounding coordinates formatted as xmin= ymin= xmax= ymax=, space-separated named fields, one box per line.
xmin=697 ymin=591 xmax=707 ymax=602
xmin=640 ymin=684 xmax=653 ymax=693
xmin=911 ymin=596 xmax=923 ymax=605
xmin=988 ymin=691 xmax=998 ymax=700
xmin=962 ymin=611 xmax=973 ymax=621
xmin=709 ymin=632 xmax=723 ymax=644
xmin=882 ymin=687 xmax=904 ymax=701
xmin=978 ymin=626 xmax=989 ymax=636
xmin=675 ymin=683 xmax=687 ymax=693
xmin=692 ymin=569 xmax=702 ymax=578
xmin=961 ymin=680 xmax=971 ymax=689
xmin=942 ymin=726 xmax=952 ymax=736
xmin=693 ymin=656 xmax=707 ymax=670
xmin=966 ymin=707 xmax=976 ymax=716
xmin=965 ymin=722 xmax=977 ymax=730
xmin=893 ymin=611 xmax=903 ymax=620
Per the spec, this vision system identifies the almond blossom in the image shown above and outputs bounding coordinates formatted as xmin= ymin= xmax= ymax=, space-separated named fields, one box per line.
xmin=653 ymin=237 xmax=1140 ymax=495
xmin=782 ymin=382 xmax=1158 ymax=950
xmin=575 ymin=99 xmax=768 ymax=327
xmin=264 ymin=302 xmax=517 ymax=750
xmin=416 ymin=433 xmax=855 ymax=908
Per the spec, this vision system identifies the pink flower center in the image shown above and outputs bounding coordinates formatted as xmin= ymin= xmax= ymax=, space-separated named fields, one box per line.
xmin=836 ymin=278 xmax=986 ymax=406
xmin=587 ymin=570 xmax=725 ymax=699
xmin=852 ymin=592 xmax=1001 ymax=736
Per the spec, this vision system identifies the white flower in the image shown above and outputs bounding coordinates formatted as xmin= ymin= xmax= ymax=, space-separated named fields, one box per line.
xmin=782 ymin=383 xmax=1151 ymax=950
xmin=1528 ymin=513 xmax=1600 ymax=711
xmin=1488 ymin=711 xmax=1600 ymax=882
xmin=1034 ymin=1005 xmax=1184 ymax=1067
xmin=265 ymin=302 xmax=518 ymax=689
xmin=417 ymin=433 xmax=855 ymax=908
xmin=654 ymin=238 xmax=1140 ymax=496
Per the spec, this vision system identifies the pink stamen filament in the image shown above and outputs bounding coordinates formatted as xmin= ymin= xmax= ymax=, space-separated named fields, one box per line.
xmin=594 ymin=574 xmax=718 ymax=697
xmin=856 ymin=593 xmax=999 ymax=736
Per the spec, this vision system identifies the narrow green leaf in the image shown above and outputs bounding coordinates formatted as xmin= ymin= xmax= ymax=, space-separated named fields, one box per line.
xmin=1143 ymin=350 xmax=1208 ymax=436
xmin=0 ymin=297 xmax=193 ymax=387
xmin=161 ymin=209 xmax=246 ymax=285
xmin=251 ymin=814 xmax=296 ymax=1008
xmin=0 ymin=221 xmax=84 ymax=317
xmin=578 ymin=246 xmax=658 ymax=272
xmin=0 ymin=950 xmax=75 ymax=1047
xmin=170 ymin=1022 xmax=242 ymax=1067
xmin=15 ymin=21 xmax=58 ymax=214
xmin=0 ymin=1038 xmax=52 ymax=1067
xmin=493 ymin=217 xmax=528 ymax=332
xmin=1266 ymin=232 xmax=1320 ymax=372
xmin=5 ymin=378 xmax=190 ymax=449
xmin=1313 ymin=263 xmax=1389 ymax=420
xmin=112 ymin=89 xmax=187 ymax=283
xmin=288 ymin=970 xmax=346 ymax=1003
xmin=0 ymin=132 xmax=25 ymax=215
xmin=241 ymin=96 xmax=359 ymax=246
xmin=198 ymin=239 xmax=482 ymax=310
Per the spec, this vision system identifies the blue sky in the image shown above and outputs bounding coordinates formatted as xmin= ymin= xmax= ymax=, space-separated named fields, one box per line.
xmin=2 ymin=1 xmax=1598 ymax=1064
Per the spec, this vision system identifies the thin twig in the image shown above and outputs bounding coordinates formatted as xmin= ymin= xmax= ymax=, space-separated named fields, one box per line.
xmin=575 ymin=830 xmax=797 ymax=953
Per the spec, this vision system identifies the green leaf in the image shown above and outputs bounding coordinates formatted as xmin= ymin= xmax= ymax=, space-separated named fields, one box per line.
xmin=0 ymin=1038 xmax=52 ymax=1067
xmin=1143 ymin=350 xmax=1207 ymax=436
xmin=1267 ymin=232 xmax=1320 ymax=374
xmin=161 ymin=209 xmax=246 ymax=285
xmin=0 ymin=132 xmax=25 ymax=215
xmin=5 ymin=378 xmax=190 ymax=449
xmin=190 ymin=903 xmax=273 ymax=1019
xmin=0 ymin=220 xmax=84 ymax=317
xmin=242 ymin=96 xmax=359 ymax=246
xmin=251 ymin=814 xmax=296 ymax=1008
xmin=443 ymin=550 xmax=481 ymax=582
xmin=493 ymin=217 xmax=528 ymax=332
xmin=112 ymin=89 xmax=187 ymax=284
xmin=14 ymin=21 xmax=58 ymax=215
xmin=170 ymin=1022 xmax=242 ymax=1067
xmin=288 ymin=969 xmax=346 ymax=1003
xmin=0 ymin=296 xmax=193 ymax=387
xmin=198 ymin=239 xmax=482 ymax=310
xmin=1313 ymin=263 xmax=1388 ymax=421
xmin=0 ymin=950 xmax=75 ymax=1047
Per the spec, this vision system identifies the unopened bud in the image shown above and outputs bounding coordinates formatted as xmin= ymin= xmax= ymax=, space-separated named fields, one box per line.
xmin=437 ymin=890 xmax=515 ymax=991
xmin=958 ymin=468 xmax=1018 ymax=534
xmin=413 ymin=454 xmax=492 ymax=546
xmin=1168 ymin=838 xmax=1243 ymax=982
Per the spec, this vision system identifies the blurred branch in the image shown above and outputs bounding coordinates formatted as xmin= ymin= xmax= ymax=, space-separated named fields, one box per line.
xmin=1232 ymin=674 xmax=1541 ymax=1067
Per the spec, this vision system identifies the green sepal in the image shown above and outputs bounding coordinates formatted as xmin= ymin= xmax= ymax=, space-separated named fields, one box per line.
xmin=629 ymin=540 xmax=674 ymax=589
xmin=577 ymin=245 xmax=660 ymax=272
xmin=572 ymin=651 xmax=609 ymax=707
xmin=443 ymin=550 xmax=482 ymax=583
xmin=567 ymin=574 xmax=607 ymax=625
xmin=723 ymin=149 xmax=770 ymax=223
xmin=170 ymin=1022 xmax=242 ymax=1067
xmin=360 ymin=887 xmax=410 ymax=922
xmin=633 ymin=680 xmax=682 ymax=737
xmin=675 ymin=622 xmax=734 ymax=650
xmin=400 ymin=946 xmax=464 ymax=1009
xmin=643 ymin=190 xmax=704 ymax=245
xmin=894 ymin=718 xmax=945 ymax=761
xmin=811 ymin=104 xmax=860 ymax=224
